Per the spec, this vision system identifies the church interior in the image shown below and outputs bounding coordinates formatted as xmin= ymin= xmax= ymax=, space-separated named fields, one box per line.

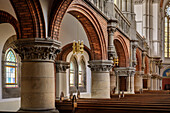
xmin=0 ymin=0 xmax=170 ymax=113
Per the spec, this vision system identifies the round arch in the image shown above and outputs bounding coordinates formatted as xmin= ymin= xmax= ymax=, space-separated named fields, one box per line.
xmin=51 ymin=1 xmax=107 ymax=60
xmin=56 ymin=43 xmax=92 ymax=61
xmin=114 ymin=36 xmax=129 ymax=67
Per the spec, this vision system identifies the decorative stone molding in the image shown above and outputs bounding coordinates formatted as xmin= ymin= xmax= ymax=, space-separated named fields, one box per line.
xmin=143 ymin=74 xmax=151 ymax=79
xmin=88 ymin=60 xmax=113 ymax=72
xmin=134 ymin=0 xmax=144 ymax=4
xmin=135 ymin=71 xmax=144 ymax=77
xmin=114 ymin=67 xmax=136 ymax=76
xmin=55 ymin=61 xmax=70 ymax=73
xmin=151 ymin=73 xmax=159 ymax=79
xmin=12 ymin=38 xmax=61 ymax=62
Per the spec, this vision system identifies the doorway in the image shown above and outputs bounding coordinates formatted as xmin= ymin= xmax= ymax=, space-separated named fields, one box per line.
xmin=119 ymin=76 xmax=127 ymax=91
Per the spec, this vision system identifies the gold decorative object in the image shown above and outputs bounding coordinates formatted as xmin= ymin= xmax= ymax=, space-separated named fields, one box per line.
xmin=113 ymin=56 xmax=119 ymax=66
xmin=72 ymin=40 xmax=84 ymax=54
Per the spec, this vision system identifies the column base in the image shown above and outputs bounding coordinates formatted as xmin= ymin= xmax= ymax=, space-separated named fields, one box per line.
xmin=115 ymin=91 xmax=135 ymax=94
xmin=18 ymin=109 xmax=59 ymax=113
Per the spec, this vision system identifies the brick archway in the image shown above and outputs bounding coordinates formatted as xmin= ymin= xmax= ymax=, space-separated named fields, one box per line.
xmin=136 ymin=48 xmax=142 ymax=71
xmin=50 ymin=0 xmax=107 ymax=60
xmin=10 ymin=0 xmax=45 ymax=38
xmin=114 ymin=36 xmax=129 ymax=67
xmin=0 ymin=10 xmax=21 ymax=38
xmin=56 ymin=43 xmax=93 ymax=61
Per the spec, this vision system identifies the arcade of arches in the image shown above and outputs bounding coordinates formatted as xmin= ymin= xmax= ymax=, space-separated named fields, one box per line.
xmin=0 ymin=0 xmax=170 ymax=112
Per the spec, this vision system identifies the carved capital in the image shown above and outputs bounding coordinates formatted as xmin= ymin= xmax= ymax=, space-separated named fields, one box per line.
xmin=55 ymin=61 xmax=70 ymax=73
xmin=12 ymin=38 xmax=61 ymax=62
xmin=107 ymin=26 xmax=117 ymax=34
xmin=107 ymin=19 xmax=118 ymax=34
xmin=114 ymin=67 xmax=136 ymax=76
xmin=88 ymin=60 xmax=113 ymax=72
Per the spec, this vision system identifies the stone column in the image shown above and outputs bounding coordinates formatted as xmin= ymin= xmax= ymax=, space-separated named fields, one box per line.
xmin=55 ymin=61 xmax=70 ymax=99
xmin=127 ymin=74 xmax=131 ymax=92
xmin=88 ymin=60 xmax=113 ymax=98
xmin=14 ymin=38 xmax=61 ymax=112
xmin=134 ymin=71 xmax=143 ymax=92
xmin=147 ymin=76 xmax=151 ymax=90
xmin=151 ymin=75 xmax=157 ymax=90
xmin=130 ymin=74 xmax=135 ymax=93
xmin=107 ymin=19 xmax=118 ymax=60
xmin=110 ymin=71 xmax=116 ymax=93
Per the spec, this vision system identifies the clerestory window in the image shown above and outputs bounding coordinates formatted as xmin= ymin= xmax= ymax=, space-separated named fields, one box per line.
xmin=164 ymin=1 xmax=170 ymax=58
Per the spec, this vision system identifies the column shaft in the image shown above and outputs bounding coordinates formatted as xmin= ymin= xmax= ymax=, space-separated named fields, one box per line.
xmin=89 ymin=60 xmax=113 ymax=98
xmin=21 ymin=62 xmax=55 ymax=110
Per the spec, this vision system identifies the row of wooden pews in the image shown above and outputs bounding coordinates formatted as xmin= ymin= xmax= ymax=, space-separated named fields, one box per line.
xmin=56 ymin=91 xmax=170 ymax=113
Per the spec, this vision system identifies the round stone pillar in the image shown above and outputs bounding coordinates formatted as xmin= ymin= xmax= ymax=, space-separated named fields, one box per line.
xmin=88 ymin=60 xmax=113 ymax=98
xmin=14 ymin=38 xmax=61 ymax=112
xmin=151 ymin=75 xmax=158 ymax=90
xmin=55 ymin=61 xmax=70 ymax=99
xmin=134 ymin=72 xmax=143 ymax=92
xmin=110 ymin=71 xmax=116 ymax=93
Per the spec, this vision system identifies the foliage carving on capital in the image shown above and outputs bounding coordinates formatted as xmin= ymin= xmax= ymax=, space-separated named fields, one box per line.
xmin=55 ymin=61 xmax=70 ymax=73
xmin=88 ymin=60 xmax=113 ymax=72
xmin=13 ymin=38 xmax=61 ymax=61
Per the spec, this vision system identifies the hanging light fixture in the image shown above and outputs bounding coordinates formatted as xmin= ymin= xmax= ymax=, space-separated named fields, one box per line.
xmin=113 ymin=56 xmax=119 ymax=67
xmin=72 ymin=15 xmax=84 ymax=55
xmin=73 ymin=40 xmax=84 ymax=54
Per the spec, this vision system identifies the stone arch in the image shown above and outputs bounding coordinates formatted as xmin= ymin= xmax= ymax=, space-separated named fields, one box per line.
xmin=56 ymin=43 xmax=92 ymax=61
xmin=1 ymin=35 xmax=21 ymax=98
xmin=10 ymin=0 xmax=45 ymax=38
xmin=114 ymin=36 xmax=129 ymax=67
xmin=144 ymin=56 xmax=149 ymax=74
xmin=136 ymin=48 xmax=142 ymax=71
xmin=0 ymin=10 xmax=21 ymax=38
xmin=51 ymin=0 xmax=107 ymax=60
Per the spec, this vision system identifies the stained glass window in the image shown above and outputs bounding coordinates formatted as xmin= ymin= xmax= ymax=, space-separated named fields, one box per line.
xmin=5 ymin=48 xmax=18 ymax=88
xmin=164 ymin=2 xmax=170 ymax=58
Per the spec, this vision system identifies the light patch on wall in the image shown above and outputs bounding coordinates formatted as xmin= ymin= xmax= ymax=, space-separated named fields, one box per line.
xmin=59 ymin=13 xmax=90 ymax=49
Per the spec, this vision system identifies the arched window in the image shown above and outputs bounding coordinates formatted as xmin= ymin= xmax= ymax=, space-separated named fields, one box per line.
xmin=69 ymin=56 xmax=86 ymax=93
xmin=69 ymin=57 xmax=78 ymax=92
xmin=4 ymin=48 xmax=18 ymax=87
xmin=164 ymin=1 xmax=170 ymax=58
xmin=78 ymin=59 xmax=86 ymax=92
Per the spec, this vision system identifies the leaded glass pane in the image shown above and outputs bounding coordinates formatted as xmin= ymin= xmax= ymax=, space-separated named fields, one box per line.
xmin=5 ymin=48 xmax=18 ymax=88
xmin=6 ymin=50 xmax=16 ymax=62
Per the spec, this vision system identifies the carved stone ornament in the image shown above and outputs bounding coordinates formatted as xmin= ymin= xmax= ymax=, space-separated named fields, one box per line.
xmin=55 ymin=61 xmax=70 ymax=73
xmin=12 ymin=38 xmax=61 ymax=62
xmin=134 ymin=0 xmax=144 ymax=4
xmin=114 ymin=67 xmax=136 ymax=76
xmin=88 ymin=60 xmax=113 ymax=72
